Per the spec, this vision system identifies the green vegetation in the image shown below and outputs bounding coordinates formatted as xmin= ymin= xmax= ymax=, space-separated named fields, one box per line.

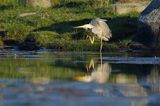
xmin=0 ymin=0 xmax=140 ymax=51
xmin=0 ymin=58 xmax=85 ymax=80
xmin=0 ymin=52 xmax=97 ymax=79
xmin=0 ymin=52 xmax=130 ymax=81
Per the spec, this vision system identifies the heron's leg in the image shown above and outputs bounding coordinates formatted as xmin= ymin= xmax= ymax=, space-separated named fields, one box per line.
xmin=85 ymin=65 xmax=89 ymax=72
xmin=100 ymin=38 xmax=103 ymax=69
xmin=89 ymin=59 xmax=95 ymax=69
xmin=100 ymin=37 xmax=103 ymax=52
xmin=92 ymin=37 xmax=95 ymax=44
xmin=86 ymin=59 xmax=95 ymax=72
xmin=99 ymin=0 xmax=103 ymax=7
xmin=89 ymin=36 xmax=95 ymax=44
xmin=89 ymin=36 xmax=91 ymax=43
xmin=86 ymin=34 xmax=89 ymax=39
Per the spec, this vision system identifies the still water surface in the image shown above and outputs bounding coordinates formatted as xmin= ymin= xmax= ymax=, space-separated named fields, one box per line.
xmin=0 ymin=49 xmax=160 ymax=106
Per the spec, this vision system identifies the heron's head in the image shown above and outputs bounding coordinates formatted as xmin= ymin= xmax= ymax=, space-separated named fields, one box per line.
xmin=74 ymin=24 xmax=94 ymax=30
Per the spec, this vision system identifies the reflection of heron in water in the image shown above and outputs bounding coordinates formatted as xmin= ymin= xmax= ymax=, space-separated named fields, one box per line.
xmin=74 ymin=56 xmax=111 ymax=95
xmin=75 ymin=58 xmax=111 ymax=84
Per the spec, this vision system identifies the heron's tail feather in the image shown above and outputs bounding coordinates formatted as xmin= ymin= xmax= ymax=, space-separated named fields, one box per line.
xmin=103 ymin=38 xmax=109 ymax=41
xmin=103 ymin=31 xmax=112 ymax=41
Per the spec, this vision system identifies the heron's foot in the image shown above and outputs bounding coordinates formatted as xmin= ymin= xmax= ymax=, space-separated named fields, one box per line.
xmin=85 ymin=65 xmax=89 ymax=72
xmin=86 ymin=35 xmax=89 ymax=39
xmin=89 ymin=36 xmax=95 ymax=44
xmin=91 ymin=41 xmax=94 ymax=44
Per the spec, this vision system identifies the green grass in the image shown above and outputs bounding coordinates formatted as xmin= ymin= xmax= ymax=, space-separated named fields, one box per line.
xmin=0 ymin=58 xmax=85 ymax=80
xmin=0 ymin=0 xmax=139 ymax=51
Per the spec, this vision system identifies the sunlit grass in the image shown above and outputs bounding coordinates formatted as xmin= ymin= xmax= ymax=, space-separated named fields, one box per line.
xmin=0 ymin=0 xmax=140 ymax=51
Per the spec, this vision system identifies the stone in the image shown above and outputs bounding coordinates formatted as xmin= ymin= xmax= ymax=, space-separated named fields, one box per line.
xmin=134 ymin=0 xmax=160 ymax=49
xmin=27 ymin=0 xmax=52 ymax=8
xmin=112 ymin=2 xmax=149 ymax=15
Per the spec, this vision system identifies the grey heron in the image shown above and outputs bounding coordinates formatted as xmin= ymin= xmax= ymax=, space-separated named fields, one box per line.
xmin=75 ymin=18 xmax=112 ymax=52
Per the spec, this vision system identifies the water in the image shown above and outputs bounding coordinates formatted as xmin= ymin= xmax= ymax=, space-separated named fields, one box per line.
xmin=0 ymin=49 xmax=160 ymax=106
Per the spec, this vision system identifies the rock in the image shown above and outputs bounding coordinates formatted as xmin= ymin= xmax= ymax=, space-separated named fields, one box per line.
xmin=134 ymin=0 xmax=160 ymax=49
xmin=129 ymin=41 xmax=149 ymax=50
xmin=27 ymin=0 xmax=52 ymax=8
xmin=18 ymin=42 xmax=40 ymax=50
xmin=112 ymin=2 xmax=149 ymax=15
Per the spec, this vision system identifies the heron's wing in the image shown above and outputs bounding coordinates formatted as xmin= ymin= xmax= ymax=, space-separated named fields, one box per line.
xmin=91 ymin=27 xmax=102 ymax=36
xmin=90 ymin=18 xmax=112 ymax=41
xmin=99 ymin=21 xmax=112 ymax=41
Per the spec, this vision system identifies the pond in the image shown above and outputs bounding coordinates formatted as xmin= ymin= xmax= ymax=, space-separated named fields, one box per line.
xmin=0 ymin=49 xmax=160 ymax=106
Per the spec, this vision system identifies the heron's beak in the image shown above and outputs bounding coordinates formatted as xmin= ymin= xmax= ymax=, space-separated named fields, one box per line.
xmin=74 ymin=24 xmax=93 ymax=29
xmin=74 ymin=25 xmax=87 ymax=29
xmin=73 ymin=76 xmax=91 ymax=82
